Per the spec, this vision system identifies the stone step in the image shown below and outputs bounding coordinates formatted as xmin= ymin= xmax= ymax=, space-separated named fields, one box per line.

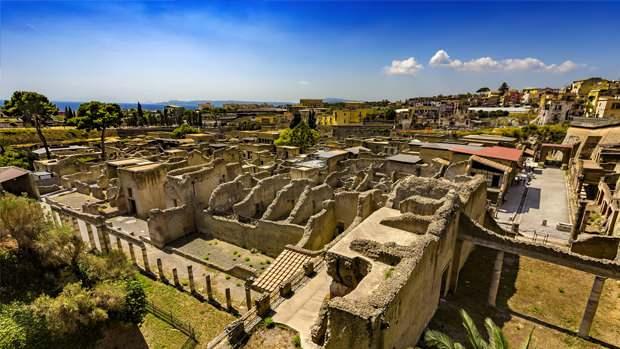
xmin=254 ymin=248 xmax=311 ymax=292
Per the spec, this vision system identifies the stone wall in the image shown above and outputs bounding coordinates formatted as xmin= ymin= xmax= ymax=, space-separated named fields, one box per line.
xmin=148 ymin=205 xmax=194 ymax=247
xmin=233 ymin=174 xmax=290 ymax=220
xmin=262 ymin=179 xmax=311 ymax=221
xmin=208 ymin=174 xmax=254 ymax=215
xmin=199 ymin=214 xmax=304 ymax=257
xmin=300 ymin=200 xmax=338 ymax=250
xmin=288 ymin=184 xmax=334 ymax=225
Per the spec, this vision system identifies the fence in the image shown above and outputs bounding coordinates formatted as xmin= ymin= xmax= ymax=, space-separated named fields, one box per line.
xmin=146 ymin=300 xmax=198 ymax=348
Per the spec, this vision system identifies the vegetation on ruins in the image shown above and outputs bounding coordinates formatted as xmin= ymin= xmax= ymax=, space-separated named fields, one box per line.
xmin=0 ymin=147 xmax=35 ymax=170
xmin=425 ymin=309 xmax=533 ymax=349
xmin=0 ymin=194 xmax=146 ymax=349
xmin=171 ymin=123 xmax=200 ymax=138
xmin=275 ymin=121 xmax=320 ymax=151
xmin=68 ymin=101 xmax=123 ymax=160
xmin=289 ymin=111 xmax=302 ymax=128
xmin=1 ymin=91 xmax=59 ymax=159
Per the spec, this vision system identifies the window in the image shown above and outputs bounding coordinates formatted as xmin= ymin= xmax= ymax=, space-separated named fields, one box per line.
xmin=612 ymin=103 xmax=620 ymax=110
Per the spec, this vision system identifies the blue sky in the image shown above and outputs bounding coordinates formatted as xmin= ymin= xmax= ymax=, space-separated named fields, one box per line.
xmin=1 ymin=1 xmax=619 ymax=103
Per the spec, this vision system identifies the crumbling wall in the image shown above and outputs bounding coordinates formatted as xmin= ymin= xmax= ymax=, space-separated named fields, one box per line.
xmin=335 ymin=191 xmax=359 ymax=229
xmin=288 ymin=184 xmax=334 ymax=225
xmin=199 ymin=214 xmax=304 ymax=257
xmin=300 ymin=200 xmax=338 ymax=250
xmin=208 ymin=174 xmax=254 ymax=215
xmin=570 ymin=235 xmax=620 ymax=260
xmin=233 ymin=174 xmax=290 ymax=220
xmin=148 ymin=205 xmax=194 ymax=247
xmin=444 ymin=160 xmax=469 ymax=180
xmin=165 ymin=158 xmax=241 ymax=209
xmin=262 ymin=179 xmax=311 ymax=221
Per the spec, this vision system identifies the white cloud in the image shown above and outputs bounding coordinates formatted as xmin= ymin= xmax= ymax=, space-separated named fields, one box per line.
xmin=298 ymin=80 xmax=310 ymax=86
xmin=384 ymin=57 xmax=423 ymax=76
xmin=429 ymin=49 xmax=583 ymax=73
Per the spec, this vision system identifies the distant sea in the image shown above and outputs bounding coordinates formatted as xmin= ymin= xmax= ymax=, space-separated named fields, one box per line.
xmin=0 ymin=99 xmax=294 ymax=111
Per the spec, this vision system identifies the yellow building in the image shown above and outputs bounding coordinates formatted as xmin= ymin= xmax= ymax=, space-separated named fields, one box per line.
xmin=254 ymin=114 xmax=279 ymax=126
xmin=595 ymin=96 xmax=620 ymax=118
xmin=318 ymin=108 xmax=373 ymax=125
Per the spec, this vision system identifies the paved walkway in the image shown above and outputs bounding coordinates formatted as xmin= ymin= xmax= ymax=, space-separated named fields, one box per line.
xmin=273 ymin=270 xmax=332 ymax=349
xmin=498 ymin=168 xmax=571 ymax=245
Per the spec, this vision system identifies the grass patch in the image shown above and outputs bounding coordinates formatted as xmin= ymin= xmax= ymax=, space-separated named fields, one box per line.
xmin=137 ymin=274 xmax=234 ymax=346
xmin=139 ymin=313 xmax=189 ymax=349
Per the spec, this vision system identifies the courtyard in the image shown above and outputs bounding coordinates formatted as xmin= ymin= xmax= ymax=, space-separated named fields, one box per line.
xmin=429 ymin=246 xmax=620 ymax=349
xmin=497 ymin=167 xmax=571 ymax=245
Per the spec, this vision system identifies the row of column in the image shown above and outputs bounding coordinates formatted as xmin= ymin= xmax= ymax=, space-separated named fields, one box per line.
xmin=116 ymin=237 xmax=253 ymax=313
xmin=483 ymin=248 xmax=606 ymax=339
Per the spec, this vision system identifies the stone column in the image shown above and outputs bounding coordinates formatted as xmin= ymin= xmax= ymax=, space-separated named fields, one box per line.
xmin=571 ymin=201 xmax=587 ymax=242
xmin=449 ymin=239 xmax=464 ymax=293
xmin=141 ymin=246 xmax=150 ymax=273
xmin=116 ymin=236 xmax=122 ymax=250
xmin=244 ymin=279 xmax=253 ymax=310
xmin=172 ymin=268 xmax=180 ymax=287
xmin=225 ymin=288 xmax=232 ymax=311
xmin=86 ymin=224 xmax=96 ymax=250
xmin=128 ymin=242 xmax=137 ymax=265
xmin=187 ymin=265 xmax=195 ymax=293
xmin=578 ymin=276 xmax=606 ymax=338
xmin=577 ymin=174 xmax=585 ymax=198
xmin=205 ymin=275 xmax=213 ymax=301
xmin=487 ymin=250 xmax=504 ymax=307
xmin=157 ymin=258 xmax=165 ymax=281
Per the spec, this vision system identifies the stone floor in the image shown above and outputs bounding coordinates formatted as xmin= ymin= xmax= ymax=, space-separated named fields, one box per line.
xmin=273 ymin=269 xmax=331 ymax=349
xmin=497 ymin=167 xmax=571 ymax=245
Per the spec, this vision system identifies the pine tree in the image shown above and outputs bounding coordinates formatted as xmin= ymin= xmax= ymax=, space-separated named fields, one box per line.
xmin=137 ymin=102 xmax=144 ymax=126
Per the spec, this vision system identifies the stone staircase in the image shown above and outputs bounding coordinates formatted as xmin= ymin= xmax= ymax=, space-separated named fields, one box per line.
xmin=253 ymin=248 xmax=312 ymax=292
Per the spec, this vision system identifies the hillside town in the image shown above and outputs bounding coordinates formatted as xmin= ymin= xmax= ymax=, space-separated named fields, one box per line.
xmin=1 ymin=76 xmax=620 ymax=349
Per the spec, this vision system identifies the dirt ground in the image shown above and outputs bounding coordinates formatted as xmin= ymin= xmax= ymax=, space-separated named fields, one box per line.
xmin=244 ymin=324 xmax=301 ymax=349
xmin=427 ymin=246 xmax=620 ymax=349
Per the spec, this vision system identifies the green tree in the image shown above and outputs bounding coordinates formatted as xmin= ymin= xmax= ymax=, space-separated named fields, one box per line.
xmin=275 ymin=121 xmax=320 ymax=151
xmin=1 ymin=91 xmax=58 ymax=159
xmin=171 ymin=124 xmax=199 ymax=138
xmin=122 ymin=279 xmax=146 ymax=324
xmin=0 ymin=147 xmax=35 ymax=170
xmin=0 ymin=194 xmax=47 ymax=252
xmin=476 ymin=87 xmax=491 ymax=93
xmin=498 ymin=82 xmax=510 ymax=95
xmin=289 ymin=111 xmax=302 ymax=128
xmin=385 ymin=108 xmax=397 ymax=121
xmin=70 ymin=101 xmax=122 ymax=159
xmin=308 ymin=110 xmax=317 ymax=129
xmin=137 ymin=102 xmax=144 ymax=126
xmin=425 ymin=309 xmax=533 ymax=349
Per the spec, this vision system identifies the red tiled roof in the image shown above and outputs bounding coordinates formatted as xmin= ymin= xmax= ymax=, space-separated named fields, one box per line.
xmin=452 ymin=146 xmax=523 ymax=162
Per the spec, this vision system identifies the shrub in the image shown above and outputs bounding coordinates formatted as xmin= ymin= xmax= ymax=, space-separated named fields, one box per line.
xmin=292 ymin=334 xmax=301 ymax=348
xmin=171 ymin=124 xmax=199 ymax=139
xmin=121 ymin=279 xmax=147 ymax=324
xmin=263 ymin=317 xmax=275 ymax=329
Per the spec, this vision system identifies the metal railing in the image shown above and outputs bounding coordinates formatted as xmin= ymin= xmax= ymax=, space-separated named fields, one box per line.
xmin=146 ymin=300 xmax=198 ymax=347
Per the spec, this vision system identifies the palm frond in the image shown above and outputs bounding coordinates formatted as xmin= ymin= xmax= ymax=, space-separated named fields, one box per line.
xmin=460 ymin=309 xmax=489 ymax=349
xmin=484 ymin=317 xmax=509 ymax=349
xmin=425 ymin=329 xmax=462 ymax=349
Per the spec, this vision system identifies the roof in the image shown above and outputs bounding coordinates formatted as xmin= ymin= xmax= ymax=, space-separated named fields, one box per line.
xmin=32 ymin=145 xmax=89 ymax=155
xmin=461 ymin=134 xmax=518 ymax=142
xmin=470 ymin=155 xmax=512 ymax=173
xmin=0 ymin=166 xmax=29 ymax=183
xmin=316 ymin=149 xmax=348 ymax=159
xmin=452 ymin=145 xmax=523 ymax=162
xmin=386 ymin=153 xmax=422 ymax=164
xmin=345 ymin=146 xmax=370 ymax=155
